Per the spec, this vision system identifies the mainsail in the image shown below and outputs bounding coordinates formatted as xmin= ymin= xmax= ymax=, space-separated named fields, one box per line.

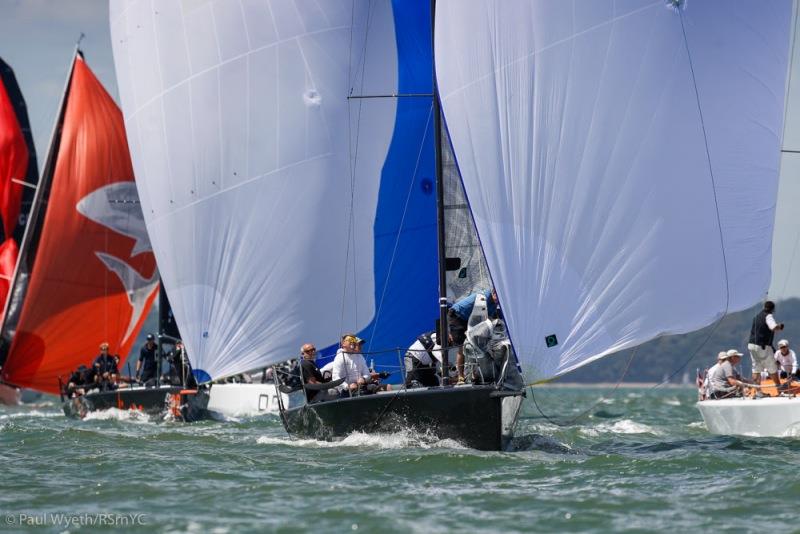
xmin=0 ymin=58 xmax=38 ymax=320
xmin=0 ymin=54 xmax=158 ymax=394
xmin=110 ymin=0 xmax=438 ymax=380
xmin=435 ymin=0 xmax=793 ymax=382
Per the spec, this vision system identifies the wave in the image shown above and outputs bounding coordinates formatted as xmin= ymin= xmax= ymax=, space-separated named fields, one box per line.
xmin=82 ymin=408 xmax=153 ymax=423
xmin=0 ymin=410 xmax=62 ymax=420
xmin=257 ymin=429 xmax=468 ymax=450
xmin=580 ymin=419 xmax=661 ymax=437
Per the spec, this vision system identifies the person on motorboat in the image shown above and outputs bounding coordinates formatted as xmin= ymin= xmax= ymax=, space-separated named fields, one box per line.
xmin=707 ymin=350 xmax=747 ymax=399
xmin=747 ymin=300 xmax=784 ymax=387
xmin=448 ymin=289 xmax=498 ymax=384
xmin=92 ymin=342 xmax=119 ymax=391
xmin=774 ymin=339 xmax=798 ymax=380
xmin=331 ymin=334 xmax=390 ymax=396
xmin=404 ymin=331 xmax=442 ymax=388
xmin=136 ymin=333 xmax=158 ymax=385
xmin=299 ymin=343 xmax=336 ymax=402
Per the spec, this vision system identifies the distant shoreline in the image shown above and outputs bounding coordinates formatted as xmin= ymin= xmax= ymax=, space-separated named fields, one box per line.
xmin=539 ymin=382 xmax=694 ymax=389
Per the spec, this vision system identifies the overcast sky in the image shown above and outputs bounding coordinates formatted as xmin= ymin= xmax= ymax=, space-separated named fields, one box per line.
xmin=1 ymin=0 xmax=799 ymax=301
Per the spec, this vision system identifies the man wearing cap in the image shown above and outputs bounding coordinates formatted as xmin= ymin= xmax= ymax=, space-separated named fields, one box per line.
xmin=136 ymin=334 xmax=158 ymax=385
xmin=299 ymin=343 xmax=337 ymax=403
xmin=331 ymin=334 xmax=385 ymax=395
xmin=747 ymin=300 xmax=784 ymax=387
xmin=707 ymin=350 xmax=746 ymax=399
xmin=774 ymin=339 xmax=798 ymax=380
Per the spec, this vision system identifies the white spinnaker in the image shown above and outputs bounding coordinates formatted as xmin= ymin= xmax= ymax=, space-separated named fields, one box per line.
xmin=110 ymin=0 xmax=398 ymax=378
xmin=435 ymin=0 xmax=792 ymax=382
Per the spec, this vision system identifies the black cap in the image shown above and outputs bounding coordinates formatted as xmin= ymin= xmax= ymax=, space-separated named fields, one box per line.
xmin=146 ymin=333 xmax=155 ymax=341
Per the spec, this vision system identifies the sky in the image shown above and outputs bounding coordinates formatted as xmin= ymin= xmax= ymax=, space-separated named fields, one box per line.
xmin=1 ymin=0 xmax=800 ymax=301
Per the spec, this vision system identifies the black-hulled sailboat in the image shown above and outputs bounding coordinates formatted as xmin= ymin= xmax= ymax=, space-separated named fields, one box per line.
xmin=111 ymin=0 xmax=791 ymax=446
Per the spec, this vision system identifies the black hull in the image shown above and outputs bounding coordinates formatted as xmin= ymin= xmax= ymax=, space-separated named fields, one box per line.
xmin=280 ymin=385 xmax=516 ymax=451
xmin=62 ymin=386 xmax=209 ymax=422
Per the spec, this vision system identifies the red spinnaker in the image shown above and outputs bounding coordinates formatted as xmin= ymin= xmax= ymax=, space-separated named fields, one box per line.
xmin=0 ymin=72 xmax=27 ymax=239
xmin=1 ymin=56 xmax=158 ymax=394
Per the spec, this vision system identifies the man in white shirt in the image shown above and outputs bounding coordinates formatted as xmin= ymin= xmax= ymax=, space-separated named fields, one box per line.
xmin=774 ymin=339 xmax=798 ymax=380
xmin=331 ymin=334 xmax=391 ymax=395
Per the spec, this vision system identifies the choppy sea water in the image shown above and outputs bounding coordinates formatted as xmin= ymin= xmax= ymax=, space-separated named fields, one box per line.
xmin=1 ymin=386 xmax=798 ymax=533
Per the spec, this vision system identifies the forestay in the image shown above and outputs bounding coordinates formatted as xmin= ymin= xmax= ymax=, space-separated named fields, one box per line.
xmin=435 ymin=0 xmax=792 ymax=381
xmin=110 ymin=0 xmax=438 ymax=380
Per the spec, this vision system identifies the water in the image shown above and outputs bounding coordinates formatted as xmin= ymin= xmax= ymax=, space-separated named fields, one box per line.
xmin=1 ymin=386 xmax=798 ymax=533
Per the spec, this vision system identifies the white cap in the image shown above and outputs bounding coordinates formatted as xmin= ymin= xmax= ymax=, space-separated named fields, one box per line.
xmin=726 ymin=349 xmax=743 ymax=357
xmin=778 ymin=339 xmax=789 ymax=348
xmin=718 ymin=351 xmax=731 ymax=360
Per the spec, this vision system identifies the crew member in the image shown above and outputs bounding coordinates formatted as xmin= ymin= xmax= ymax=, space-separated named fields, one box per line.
xmin=448 ymin=289 xmax=497 ymax=383
xmin=92 ymin=342 xmax=119 ymax=390
xmin=707 ymin=350 xmax=746 ymax=399
xmin=136 ymin=333 xmax=158 ymax=385
xmin=299 ymin=343 xmax=335 ymax=402
xmin=775 ymin=339 xmax=798 ymax=380
xmin=404 ymin=331 xmax=441 ymax=388
xmin=331 ymin=334 xmax=390 ymax=395
xmin=747 ymin=300 xmax=783 ymax=387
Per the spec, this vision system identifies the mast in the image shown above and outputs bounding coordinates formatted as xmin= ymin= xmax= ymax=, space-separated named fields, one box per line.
xmin=0 ymin=48 xmax=79 ymax=368
xmin=431 ymin=0 xmax=449 ymax=383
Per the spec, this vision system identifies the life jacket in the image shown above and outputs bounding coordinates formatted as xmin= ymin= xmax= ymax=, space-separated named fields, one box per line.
xmin=749 ymin=310 xmax=774 ymax=348
xmin=416 ymin=331 xmax=437 ymax=363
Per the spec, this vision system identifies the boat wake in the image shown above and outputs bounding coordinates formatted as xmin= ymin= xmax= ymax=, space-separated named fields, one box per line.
xmin=82 ymin=408 xmax=153 ymax=423
xmin=580 ymin=419 xmax=660 ymax=437
xmin=0 ymin=410 xmax=61 ymax=420
xmin=257 ymin=429 xmax=468 ymax=450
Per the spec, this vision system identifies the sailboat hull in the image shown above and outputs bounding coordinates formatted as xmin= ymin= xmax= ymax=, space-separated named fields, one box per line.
xmin=62 ymin=386 xmax=209 ymax=422
xmin=280 ymin=385 xmax=519 ymax=451
xmin=697 ymin=397 xmax=800 ymax=437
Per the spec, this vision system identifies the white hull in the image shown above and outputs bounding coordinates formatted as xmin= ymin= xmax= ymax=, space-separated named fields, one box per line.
xmin=697 ymin=397 xmax=800 ymax=437
xmin=0 ymin=383 xmax=21 ymax=406
xmin=207 ymin=383 xmax=297 ymax=418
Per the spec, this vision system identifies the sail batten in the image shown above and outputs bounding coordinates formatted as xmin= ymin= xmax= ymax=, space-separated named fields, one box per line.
xmin=435 ymin=0 xmax=793 ymax=382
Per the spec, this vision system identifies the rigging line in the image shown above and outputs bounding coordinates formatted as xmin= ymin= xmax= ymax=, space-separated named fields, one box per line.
xmin=782 ymin=149 xmax=800 ymax=154
xmin=648 ymin=11 xmax=737 ymax=390
xmin=528 ymin=346 xmax=638 ymax=427
xmin=368 ymin=105 xmax=435 ymax=352
xmin=679 ymin=10 xmax=731 ymax=317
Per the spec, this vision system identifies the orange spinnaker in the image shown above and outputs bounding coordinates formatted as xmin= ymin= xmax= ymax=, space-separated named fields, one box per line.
xmin=0 ymin=73 xmax=26 ymax=240
xmin=1 ymin=57 xmax=158 ymax=394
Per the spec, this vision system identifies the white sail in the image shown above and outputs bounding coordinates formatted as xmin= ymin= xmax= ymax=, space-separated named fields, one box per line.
xmin=435 ymin=0 xmax=793 ymax=381
xmin=110 ymin=0 xmax=409 ymax=379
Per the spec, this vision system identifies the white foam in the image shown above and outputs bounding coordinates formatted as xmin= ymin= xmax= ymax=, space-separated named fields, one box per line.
xmin=663 ymin=398 xmax=681 ymax=406
xmin=82 ymin=408 xmax=152 ymax=423
xmin=0 ymin=410 xmax=61 ymax=420
xmin=580 ymin=419 xmax=660 ymax=436
xmin=256 ymin=430 xmax=467 ymax=450
xmin=687 ymin=421 xmax=706 ymax=429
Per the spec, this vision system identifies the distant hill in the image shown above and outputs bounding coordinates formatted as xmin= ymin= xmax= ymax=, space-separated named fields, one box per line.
xmin=558 ymin=298 xmax=800 ymax=383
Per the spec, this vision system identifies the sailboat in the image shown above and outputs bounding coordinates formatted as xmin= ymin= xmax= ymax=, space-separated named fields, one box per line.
xmin=110 ymin=0 xmax=792 ymax=448
xmin=0 ymin=57 xmax=40 ymax=406
xmin=0 ymin=49 xmax=208 ymax=421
